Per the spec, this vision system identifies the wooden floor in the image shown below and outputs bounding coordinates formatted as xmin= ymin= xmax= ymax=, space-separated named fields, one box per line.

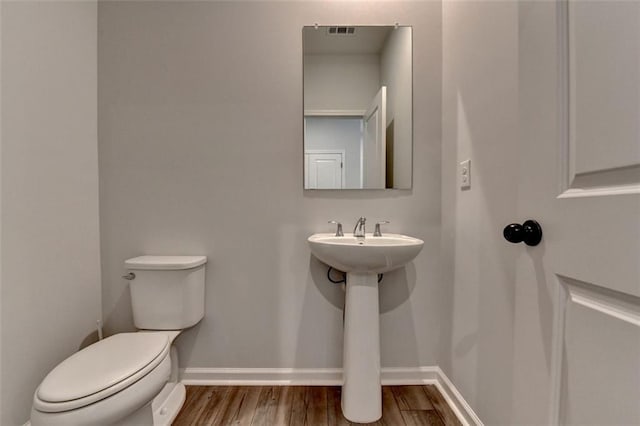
xmin=173 ymin=385 xmax=462 ymax=426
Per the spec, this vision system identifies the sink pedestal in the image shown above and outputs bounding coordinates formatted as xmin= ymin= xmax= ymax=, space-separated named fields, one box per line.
xmin=307 ymin=232 xmax=425 ymax=423
xmin=342 ymin=272 xmax=381 ymax=423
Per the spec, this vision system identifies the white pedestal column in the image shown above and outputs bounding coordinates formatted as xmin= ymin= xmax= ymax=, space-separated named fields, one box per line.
xmin=341 ymin=272 xmax=381 ymax=423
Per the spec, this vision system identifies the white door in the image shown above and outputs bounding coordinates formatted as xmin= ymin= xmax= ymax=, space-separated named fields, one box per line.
xmin=363 ymin=86 xmax=386 ymax=189
xmin=305 ymin=151 xmax=344 ymax=189
xmin=513 ymin=2 xmax=640 ymax=424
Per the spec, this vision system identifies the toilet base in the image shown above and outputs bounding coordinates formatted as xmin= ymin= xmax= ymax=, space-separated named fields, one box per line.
xmin=151 ymin=382 xmax=186 ymax=426
xmin=120 ymin=342 xmax=186 ymax=426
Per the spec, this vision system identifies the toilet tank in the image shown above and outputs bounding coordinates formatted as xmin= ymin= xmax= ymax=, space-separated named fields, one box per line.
xmin=124 ymin=256 xmax=207 ymax=330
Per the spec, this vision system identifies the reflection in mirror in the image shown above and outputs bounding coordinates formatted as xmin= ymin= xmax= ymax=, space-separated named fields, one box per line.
xmin=303 ymin=26 xmax=412 ymax=189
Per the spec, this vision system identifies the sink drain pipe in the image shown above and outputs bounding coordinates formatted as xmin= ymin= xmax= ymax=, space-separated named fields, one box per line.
xmin=327 ymin=267 xmax=383 ymax=284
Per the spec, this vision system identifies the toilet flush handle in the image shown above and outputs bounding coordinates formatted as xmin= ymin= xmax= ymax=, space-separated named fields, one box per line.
xmin=122 ymin=272 xmax=136 ymax=280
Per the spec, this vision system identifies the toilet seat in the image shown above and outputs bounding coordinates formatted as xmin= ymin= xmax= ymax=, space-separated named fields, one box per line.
xmin=33 ymin=333 xmax=170 ymax=413
xmin=31 ymin=352 xmax=171 ymax=426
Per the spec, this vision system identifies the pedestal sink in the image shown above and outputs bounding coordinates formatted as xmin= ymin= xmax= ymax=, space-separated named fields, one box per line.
xmin=307 ymin=233 xmax=424 ymax=423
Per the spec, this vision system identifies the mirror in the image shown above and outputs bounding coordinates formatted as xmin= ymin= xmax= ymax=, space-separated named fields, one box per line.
xmin=303 ymin=25 xmax=412 ymax=190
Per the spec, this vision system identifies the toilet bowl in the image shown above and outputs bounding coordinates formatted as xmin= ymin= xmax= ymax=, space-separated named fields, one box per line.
xmin=31 ymin=332 xmax=177 ymax=425
xmin=30 ymin=255 xmax=207 ymax=426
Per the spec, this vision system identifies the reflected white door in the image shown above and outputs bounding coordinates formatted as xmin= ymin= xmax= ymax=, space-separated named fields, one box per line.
xmin=514 ymin=3 xmax=640 ymax=424
xmin=363 ymin=86 xmax=386 ymax=188
xmin=305 ymin=151 xmax=344 ymax=189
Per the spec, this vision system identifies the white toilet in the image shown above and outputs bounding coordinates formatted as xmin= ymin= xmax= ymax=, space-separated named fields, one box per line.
xmin=30 ymin=255 xmax=207 ymax=426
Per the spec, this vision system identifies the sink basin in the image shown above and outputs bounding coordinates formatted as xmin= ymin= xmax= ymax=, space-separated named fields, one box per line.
xmin=307 ymin=232 xmax=424 ymax=422
xmin=307 ymin=233 xmax=424 ymax=273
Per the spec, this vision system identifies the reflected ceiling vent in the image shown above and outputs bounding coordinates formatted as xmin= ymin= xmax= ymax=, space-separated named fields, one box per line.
xmin=327 ymin=26 xmax=356 ymax=36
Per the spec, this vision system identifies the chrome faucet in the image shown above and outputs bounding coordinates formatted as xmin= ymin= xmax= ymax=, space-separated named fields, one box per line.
xmin=373 ymin=220 xmax=390 ymax=237
xmin=328 ymin=220 xmax=344 ymax=237
xmin=353 ymin=217 xmax=366 ymax=238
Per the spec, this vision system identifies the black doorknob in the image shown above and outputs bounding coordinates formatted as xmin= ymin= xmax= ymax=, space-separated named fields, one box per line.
xmin=503 ymin=220 xmax=542 ymax=246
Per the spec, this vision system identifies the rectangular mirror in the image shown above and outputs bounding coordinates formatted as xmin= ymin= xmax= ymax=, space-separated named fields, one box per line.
xmin=303 ymin=25 xmax=412 ymax=189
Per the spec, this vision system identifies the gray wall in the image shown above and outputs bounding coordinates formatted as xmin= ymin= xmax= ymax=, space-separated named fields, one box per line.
xmin=440 ymin=1 xmax=520 ymax=423
xmin=0 ymin=1 xmax=4 ymax=417
xmin=1 ymin=2 xmax=101 ymax=424
xmin=98 ymin=1 xmax=442 ymax=370
xmin=304 ymin=54 xmax=380 ymax=112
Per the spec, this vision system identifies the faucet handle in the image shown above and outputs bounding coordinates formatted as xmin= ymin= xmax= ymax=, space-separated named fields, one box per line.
xmin=328 ymin=220 xmax=344 ymax=237
xmin=373 ymin=220 xmax=390 ymax=237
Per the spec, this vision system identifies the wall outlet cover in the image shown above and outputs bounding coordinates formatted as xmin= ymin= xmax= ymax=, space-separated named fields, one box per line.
xmin=459 ymin=159 xmax=471 ymax=190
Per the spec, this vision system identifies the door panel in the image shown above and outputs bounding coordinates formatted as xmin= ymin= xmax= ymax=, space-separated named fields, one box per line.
xmin=557 ymin=277 xmax=640 ymax=425
xmin=569 ymin=1 xmax=640 ymax=175
xmin=515 ymin=2 xmax=640 ymax=424
xmin=564 ymin=1 xmax=640 ymax=196
xmin=305 ymin=152 xmax=343 ymax=189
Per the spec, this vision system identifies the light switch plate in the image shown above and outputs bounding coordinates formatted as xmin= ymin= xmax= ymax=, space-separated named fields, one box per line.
xmin=459 ymin=159 xmax=471 ymax=190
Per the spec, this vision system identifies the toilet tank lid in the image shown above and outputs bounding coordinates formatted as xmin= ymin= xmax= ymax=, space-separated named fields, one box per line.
xmin=125 ymin=255 xmax=207 ymax=270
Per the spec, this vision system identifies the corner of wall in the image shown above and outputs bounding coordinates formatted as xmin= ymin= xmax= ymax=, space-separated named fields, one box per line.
xmin=0 ymin=0 xmax=4 ymax=418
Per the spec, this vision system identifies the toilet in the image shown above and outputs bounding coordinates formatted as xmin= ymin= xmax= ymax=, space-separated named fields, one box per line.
xmin=30 ymin=255 xmax=207 ymax=426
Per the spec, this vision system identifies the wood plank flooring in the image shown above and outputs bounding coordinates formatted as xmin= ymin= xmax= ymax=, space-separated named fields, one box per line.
xmin=173 ymin=385 xmax=462 ymax=426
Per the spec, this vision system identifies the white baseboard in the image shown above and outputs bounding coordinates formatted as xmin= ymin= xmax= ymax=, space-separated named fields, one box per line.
xmin=431 ymin=368 xmax=484 ymax=426
xmin=180 ymin=366 xmax=482 ymax=426
xmin=181 ymin=367 xmax=344 ymax=386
